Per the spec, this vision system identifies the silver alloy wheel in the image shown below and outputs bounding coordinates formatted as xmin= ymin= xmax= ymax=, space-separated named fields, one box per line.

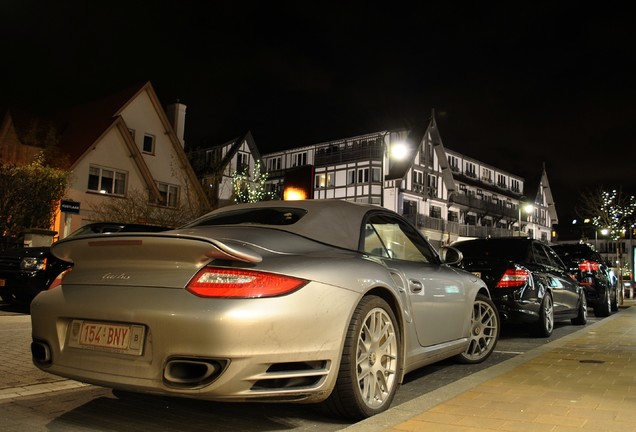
xmin=543 ymin=294 xmax=554 ymax=334
xmin=464 ymin=298 xmax=499 ymax=361
xmin=356 ymin=306 xmax=398 ymax=409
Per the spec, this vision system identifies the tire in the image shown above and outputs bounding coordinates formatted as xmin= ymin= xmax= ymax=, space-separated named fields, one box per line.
xmin=611 ymin=287 xmax=619 ymax=312
xmin=533 ymin=293 xmax=554 ymax=337
xmin=456 ymin=294 xmax=499 ymax=364
xmin=594 ymin=289 xmax=611 ymax=317
xmin=323 ymin=296 xmax=400 ymax=420
xmin=571 ymin=291 xmax=588 ymax=325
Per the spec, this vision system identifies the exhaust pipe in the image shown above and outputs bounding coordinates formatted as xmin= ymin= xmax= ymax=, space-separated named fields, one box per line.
xmin=163 ymin=358 xmax=224 ymax=388
xmin=31 ymin=341 xmax=52 ymax=364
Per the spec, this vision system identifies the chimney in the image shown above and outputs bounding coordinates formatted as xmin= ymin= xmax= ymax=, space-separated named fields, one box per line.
xmin=166 ymin=101 xmax=187 ymax=147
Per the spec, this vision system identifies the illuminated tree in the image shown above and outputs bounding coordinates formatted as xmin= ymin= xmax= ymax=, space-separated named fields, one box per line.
xmin=577 ymin=187 xmax=636 ymax=304
xmin=0 ymin=154 xmax=70 ymax=247
xmin=232 ymin=161 xmax=274 ymax=203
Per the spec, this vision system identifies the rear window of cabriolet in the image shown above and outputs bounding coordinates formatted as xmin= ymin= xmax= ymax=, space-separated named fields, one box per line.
xmin=188 ymin=208 xmax=308 ymax=227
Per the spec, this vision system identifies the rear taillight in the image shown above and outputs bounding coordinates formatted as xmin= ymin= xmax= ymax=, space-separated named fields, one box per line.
xmin=579 ymin=260 xmax=600 ymax=272
xmin=186 ymin=268 xmax=309 ymax=298
xmin=495 ymin=268 xmax=531 ymax=288
xmin=49 ymin=268 xmax=72 ymax=290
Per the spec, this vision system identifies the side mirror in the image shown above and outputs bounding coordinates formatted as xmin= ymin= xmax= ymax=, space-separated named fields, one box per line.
xmin=439 ymin=246 xmax=463 ymax=265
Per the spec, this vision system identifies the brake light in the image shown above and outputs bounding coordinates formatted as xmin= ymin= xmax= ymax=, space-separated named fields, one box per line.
xmin=186 ymin=268 xmax=309 ymax=298
xmin=495 ymin=268 xmax=531 ymax=288
xmin=49 ymin=268 xmax=72 ymax=290
xmin=579 ymin=260 xmax=600 ymax=272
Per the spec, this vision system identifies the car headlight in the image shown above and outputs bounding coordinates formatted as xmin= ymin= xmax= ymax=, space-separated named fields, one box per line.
xmin=20 ymin=257 xmax=47 ymax=271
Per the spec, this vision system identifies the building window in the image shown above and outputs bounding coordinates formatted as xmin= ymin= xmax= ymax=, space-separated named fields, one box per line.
xmin=87 ymin=166 xmax=127 ymax=196
xmin=357 ymin=168 xmax=369 ymax=183
xmin=237 ymin=152 xmax=249 ymax=173
xmin=347 ymin=169 xmax=356 ymax=185
xmin=482 ymin=168 xmax=492 ymax=183
xmin=511 ymin=178 xmax=520 ymax=192
xmin=156 ymin=182 xmax=179 ymax=208
xmin=371 ymin=167 xmax=381 ymax=182
xmin=292 ymin=152 xmax=307 ymax=167
xmin=430 ymin=206 xmax=442 ymax=219
xmin=497 ymin=174 xmax=507 ymax=188
xmin=414 ymin=171 xmax=424 ymax=184
xmin=466 ymin=163 xmax=476 ymax=178
xmin=267 ymin=157 xmax=281 ymax=171
xmin=143 ymin=134 xmax=155 ymax=154
xmin=314 ymin=173 xmax=333 ymax=188
xmin=448 ymin=155 xmax=459 ymax=171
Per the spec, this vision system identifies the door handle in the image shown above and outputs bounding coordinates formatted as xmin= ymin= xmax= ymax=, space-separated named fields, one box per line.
xmin=409 ymin=279 xmax=423 ymax=293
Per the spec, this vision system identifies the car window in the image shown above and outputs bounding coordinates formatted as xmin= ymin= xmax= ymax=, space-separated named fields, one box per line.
xmin=544 ymin=245 xmax=567 ymax=270
xmin=186 ymin=208 xmax=307 ymax=227
xmin=362 ymin=214 xmax=436 ymax=263
xmin=531 ymin=243 xmax=553 ymax=266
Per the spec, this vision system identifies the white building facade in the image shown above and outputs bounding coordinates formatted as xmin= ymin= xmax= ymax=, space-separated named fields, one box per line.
xmin=262 ymin=116 xmax=557 ymax=247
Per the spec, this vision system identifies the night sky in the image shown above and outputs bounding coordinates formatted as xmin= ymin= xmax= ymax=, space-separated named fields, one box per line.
xmin=2 ymin=1 xmax=634 ymax=224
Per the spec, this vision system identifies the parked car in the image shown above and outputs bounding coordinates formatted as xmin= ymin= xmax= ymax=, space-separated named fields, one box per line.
xmin=0 ymin=223 xmax=170 ymax=306
xmin=451 ymin=237 xmax=587 ymax=337
xmin=551 ymin=243 xmax=619 ymax=316
xmin=30 ymin=200 xmax=500 ymax=420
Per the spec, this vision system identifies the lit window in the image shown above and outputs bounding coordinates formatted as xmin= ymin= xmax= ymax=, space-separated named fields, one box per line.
xmin=143 ymin=134 xmax=155 ymax=154
xmin=87 ymin=166 xmax=127 ymax=195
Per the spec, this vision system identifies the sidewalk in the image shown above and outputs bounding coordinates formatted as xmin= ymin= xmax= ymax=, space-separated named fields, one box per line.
xmin=345 ymin=300 xmax=636 ymax=432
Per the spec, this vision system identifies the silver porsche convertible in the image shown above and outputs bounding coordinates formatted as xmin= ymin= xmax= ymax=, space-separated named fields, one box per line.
xmin=31 ymin=200 xmax=499 ymax=419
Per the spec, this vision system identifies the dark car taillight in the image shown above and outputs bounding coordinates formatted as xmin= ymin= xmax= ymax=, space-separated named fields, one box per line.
xmin=495 ymin=268 xmax=531 ymax=288
xmin=579 ymin=260 xmax=600 ymax=273
xmin=186 ymin=267 xmax=309 ymax=298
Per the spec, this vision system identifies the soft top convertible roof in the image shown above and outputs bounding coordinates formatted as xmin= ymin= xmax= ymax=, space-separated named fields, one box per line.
xmin=186 ymin=199 xmax=383 ymax=251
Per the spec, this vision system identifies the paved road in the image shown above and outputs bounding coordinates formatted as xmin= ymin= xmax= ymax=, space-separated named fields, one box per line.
xmin=0 ymin=302 xmax=608 ymax=432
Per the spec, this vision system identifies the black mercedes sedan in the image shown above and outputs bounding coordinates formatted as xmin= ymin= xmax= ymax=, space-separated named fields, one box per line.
xmin=452 ymin=237 xmax=587 ymax=337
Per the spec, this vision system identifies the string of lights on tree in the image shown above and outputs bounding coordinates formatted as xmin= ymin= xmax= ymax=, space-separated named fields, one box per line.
xmin=592 ymin=189 xmax=636 ymax=241
xmin=231 ymin=161 xmax=275 ymax=204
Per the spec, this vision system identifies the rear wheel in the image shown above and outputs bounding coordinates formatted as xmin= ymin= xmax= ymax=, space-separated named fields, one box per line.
xmin=323 ymin=296 xmax=400 ymax=420
xmin=533 ymin=293 xmax=554 ymax=337
xmin=456 ymin=294 xmax=499 ymax=364
xmin=594 ymin=289 xmax=611 ymax=317
xmin=611 ymin=287 xmax=619 ymax=312
xmin=571 ymin=292 xmax=588 ymax=325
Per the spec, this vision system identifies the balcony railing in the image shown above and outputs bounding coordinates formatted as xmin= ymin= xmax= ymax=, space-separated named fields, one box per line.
xmin=403 ymin=214 xmax=515 ymax=238
xmin=450 ymin=194 xmax=518 ymax=219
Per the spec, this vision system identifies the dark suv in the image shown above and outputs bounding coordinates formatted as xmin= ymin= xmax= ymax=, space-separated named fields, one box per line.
xmin=551 ymin=243 xmax=618 ymax=317
xmin=0 ymin=223 xmax=170 ymax=306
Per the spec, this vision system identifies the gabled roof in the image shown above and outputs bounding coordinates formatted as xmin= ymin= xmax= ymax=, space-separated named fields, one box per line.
xmin=217 ymin=130 xmax=262 ymax=170
xmin=51 ymin=82 xmax=208 ymax=206
xmin=54 ymin=82 xmax=147 ymax=167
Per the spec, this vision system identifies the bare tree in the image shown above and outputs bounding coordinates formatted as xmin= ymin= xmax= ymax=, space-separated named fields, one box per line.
xmin=87 ymin=188 xmax=200 ymax=228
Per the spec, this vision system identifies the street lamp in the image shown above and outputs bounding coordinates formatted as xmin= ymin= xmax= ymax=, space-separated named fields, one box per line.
xmin=518 ymin=202 xmax=534 ymax=237
xmin=382 ymin=134 xmax=408 ymax=210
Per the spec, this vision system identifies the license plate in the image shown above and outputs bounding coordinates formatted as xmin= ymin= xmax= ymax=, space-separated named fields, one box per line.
xmin=0 ymin=279 xmax=5 ymax=286
xmin=68 ymin=320 xmax=145 ymax=356
xmin=472 ymin=272 xmax=482 ymax=279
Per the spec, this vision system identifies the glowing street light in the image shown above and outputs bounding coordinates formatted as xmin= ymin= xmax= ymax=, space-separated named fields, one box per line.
xmin=518 ymin=202 xmax=534 ymax=237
